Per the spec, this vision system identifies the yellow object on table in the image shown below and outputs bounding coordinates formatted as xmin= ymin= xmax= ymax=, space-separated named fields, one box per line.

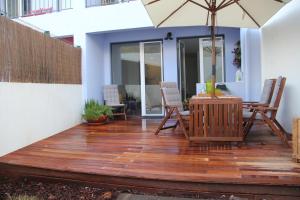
xmin=197 ymin=90 xmax=224 ymax=97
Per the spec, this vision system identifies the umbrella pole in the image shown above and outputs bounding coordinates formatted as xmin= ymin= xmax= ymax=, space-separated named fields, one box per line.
xmin=211 ymin=3 xmax=217 ymax=98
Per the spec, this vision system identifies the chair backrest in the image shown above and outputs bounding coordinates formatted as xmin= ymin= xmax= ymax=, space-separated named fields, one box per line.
xmin=160 ymin=82 xmax=183 ymax=112
xmin=268 ymin=76 xmax=286 ymax=119
xmin=259 ymin=79 xmax=276 ymax=104
xmin=103 ymin=85 xmax=120 ymax=105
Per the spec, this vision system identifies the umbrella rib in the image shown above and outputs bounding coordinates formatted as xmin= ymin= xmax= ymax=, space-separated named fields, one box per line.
xmin=146 ymin=0 xmax=161 ymax=6
xmin=217 ymin=0 xmax=237 ymax=10
xmin=204 ymin=0 xmax=211 ymax=8
xmin=217 ymin=0 xmax=228 ymax=10
xmin=156 ymin=1 xmax=190 ymax=27
xmin=234 ymin=1 xmax=261 ymax=27
xmin=205 ymin=0 xmax=212 ymax=25
xmin=188 ymin=0 xmax=210 ymax=11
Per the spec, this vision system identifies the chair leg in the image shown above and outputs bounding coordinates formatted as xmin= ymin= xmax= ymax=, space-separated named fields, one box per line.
xmin=172 ymin=120 xmax=179 ymax=130
xmin=243 ymin=111 xmax=257 ymax=140
xmin=274 ymin=119 xmax=288 ymax=134
xmin=174 ymin=108 xmax=189 ymax=139
xmin=155 ymin=107 xmax=175 ymax=135
xmin=123 ymin=106 xmax=127 ymax=120
xmin=260 ymin=112 xmax=290 ymax=147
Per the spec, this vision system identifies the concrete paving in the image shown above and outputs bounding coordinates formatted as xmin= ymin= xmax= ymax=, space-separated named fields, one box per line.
xmin=116 ymin=193 xmax=246 ymax=200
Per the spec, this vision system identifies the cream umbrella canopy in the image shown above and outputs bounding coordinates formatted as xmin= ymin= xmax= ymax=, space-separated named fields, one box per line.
xmin=141 ymin=0 xmax=291 ymax=96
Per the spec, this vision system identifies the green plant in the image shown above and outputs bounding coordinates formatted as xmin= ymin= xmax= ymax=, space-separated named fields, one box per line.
xmin=82 ymin=99 xmax=113 ymax=121
xmin=232 ymin=40 xmax=241 ymax=68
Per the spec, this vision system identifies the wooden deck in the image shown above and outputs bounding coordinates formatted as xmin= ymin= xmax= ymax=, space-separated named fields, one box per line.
xmin=0 ymin=118 xmax=300 ymax=198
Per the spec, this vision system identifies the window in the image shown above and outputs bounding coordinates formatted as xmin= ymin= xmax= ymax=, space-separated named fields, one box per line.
xmin=86 ymin=0 xmax=134 ymax=7
xmin=1 ymin=0 xmax=19 ymax=18
xmin=22 ymin=0 xmax=72 ymax=16
xmin=0 ymin=0 xmax=5 ymax=16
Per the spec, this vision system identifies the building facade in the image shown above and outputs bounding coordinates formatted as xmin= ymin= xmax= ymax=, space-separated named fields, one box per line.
xmin=4 ymin=0 xmax=261 ymax=117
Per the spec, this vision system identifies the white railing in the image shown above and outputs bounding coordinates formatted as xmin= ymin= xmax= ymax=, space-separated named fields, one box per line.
xmin=22 ymin=0 xmax=72 ymax=17
xmin=0 ymin=0 xmax=72 ymax=18
xmin=86 ymin=0 xmax=135 ymax=7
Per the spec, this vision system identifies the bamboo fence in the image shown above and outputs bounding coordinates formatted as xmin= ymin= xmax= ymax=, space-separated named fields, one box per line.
xmin=0 ymin=16 xmax=81 ymax=84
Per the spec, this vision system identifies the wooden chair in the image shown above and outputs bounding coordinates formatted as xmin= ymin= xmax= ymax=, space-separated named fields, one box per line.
xmin=243 ymin=78 xmax=276 ymax=109
xmin=155 ymin=82 xmax=189 ymax=139
xmin=103 ymin=85 xmax=127 ymax=120
xmin=243 ymin=76 xmax=289 ymax=146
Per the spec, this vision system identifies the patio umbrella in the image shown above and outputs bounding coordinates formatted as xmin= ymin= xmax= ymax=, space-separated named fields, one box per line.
xmin=141 ymin=0 xmax=291 ymax=97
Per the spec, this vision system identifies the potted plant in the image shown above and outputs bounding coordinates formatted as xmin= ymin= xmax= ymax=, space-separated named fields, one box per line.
xmin=82 ymin=99 xmax=113 ymax=124
xmin=232 ymin=40 xmax=243 ymax=81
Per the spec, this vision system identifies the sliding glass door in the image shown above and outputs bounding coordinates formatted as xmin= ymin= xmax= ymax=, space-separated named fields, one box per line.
xmin=178 ymin=37 xmax=224 ymax=101
xmin=111 ymin=41 xmax=163 ymax=117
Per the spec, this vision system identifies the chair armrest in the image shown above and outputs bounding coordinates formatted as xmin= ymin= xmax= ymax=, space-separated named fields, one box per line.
xmin=243 ymin=103 xmax=268 ymax=108
xmin=250 ymin=106 xmax=278 ymax=112
xmin=243 ymin=101 xmax=259 ymax=104
xmin=243 ymin=103 xmax=269 ymax=110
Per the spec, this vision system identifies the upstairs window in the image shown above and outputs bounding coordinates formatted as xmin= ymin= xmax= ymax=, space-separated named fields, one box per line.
xmin=86 ymin=0 xmax=134 ymax=7
xmin=22 ymin=0 xmax=72 ymax=17
xmin=0 ymin=0 xmax=19 ymax=18
xmin=0 ymin=0 xmax=5 ymax=16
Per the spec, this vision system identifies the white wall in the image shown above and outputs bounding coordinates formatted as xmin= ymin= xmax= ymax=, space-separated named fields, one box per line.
xmin=85 ymin=34 xmax=105 ymax=102
xmin=261 ymin=0 xmax=300 ymax=132
xmin=241 ymin=28 xmax=262 ymax=101
xmin=0 ymin=83 xmax=82 ymax=156
xmin=17 ymin=1 xmax=152 ymax=37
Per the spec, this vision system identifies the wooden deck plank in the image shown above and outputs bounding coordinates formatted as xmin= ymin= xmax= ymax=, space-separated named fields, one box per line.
xmin=0 ymin=118 xmax=300 ymax=197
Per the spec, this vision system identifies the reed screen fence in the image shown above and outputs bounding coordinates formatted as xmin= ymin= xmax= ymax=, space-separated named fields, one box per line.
xmin=0 ymin=16 xmax=81 ymax=84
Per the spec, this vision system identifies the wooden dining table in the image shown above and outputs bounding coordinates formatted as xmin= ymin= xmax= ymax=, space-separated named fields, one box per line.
xmin=188 ymin=95 xmax=244 ymax=143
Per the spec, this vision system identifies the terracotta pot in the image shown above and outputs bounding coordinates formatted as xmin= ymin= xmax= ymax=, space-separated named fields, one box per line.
xmin=98 ymin=115 xmax=108 ymax=122
xmin=87 ymin=115 xmax=108 ymax=124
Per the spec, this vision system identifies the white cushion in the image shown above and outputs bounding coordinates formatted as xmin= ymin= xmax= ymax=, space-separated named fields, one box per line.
xmin=103 ymin=85 xmax=120 ymax=105
xmin=243 ymin=109 xmax=263 ymax=120
xmin=162 ymin=87 xmax=184 ymax=112
xmin=180 ymin=110 xmax=190 ymax=116
xmin=107 ymin=103 xmax=125 ymax=107
xmin=260 ymin=79 xmax=274 ymax=104
xmin=269 ymin=76 xmax=282 ymax=107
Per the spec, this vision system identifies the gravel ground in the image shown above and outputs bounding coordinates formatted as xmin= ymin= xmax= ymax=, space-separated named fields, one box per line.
xmin=0 ymin=176 xmax=244 ymax=200
xmin=0 ymin=176 xmax=113 ymax=200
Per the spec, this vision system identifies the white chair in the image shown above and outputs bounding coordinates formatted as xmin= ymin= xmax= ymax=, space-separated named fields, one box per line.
xmin=103 ymin=85 xmax=127 ymax=120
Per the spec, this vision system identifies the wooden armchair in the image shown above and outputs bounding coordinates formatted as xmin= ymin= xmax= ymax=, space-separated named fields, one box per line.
xmin=243 ymin=77 xmax=289 ymax=147
xmin=103 ymin=85 xmax=127 ymax=120
xmin=155 ymin=82 xmax=189 ymax=139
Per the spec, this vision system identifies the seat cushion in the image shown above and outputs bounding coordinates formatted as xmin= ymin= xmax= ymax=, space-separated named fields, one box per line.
xmin=107 ymin=103 xmax=125 ymax=107
xmin=180 ymin=110 xmax=190 ymax=116
xmin=243 ymin=109 xmax=263 ymax=120
xmin=260 ymin=79 xmax=274 ymax=104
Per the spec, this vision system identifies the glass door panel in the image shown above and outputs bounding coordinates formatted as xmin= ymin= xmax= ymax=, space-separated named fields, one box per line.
xmin=200 ymin=38 xmax=224 ymax=83
xmin=111 ymin=43 xmax=141 ymax=115
xmin=141 ymin=42 xmax=163 ymax=116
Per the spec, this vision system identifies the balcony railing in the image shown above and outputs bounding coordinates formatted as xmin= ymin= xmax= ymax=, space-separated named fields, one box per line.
xmin=86 ymin=0 xmax=136 ymax=8
xmin=0 ymin=0 xmax=72 ymax=19
xmin=22 ymin=0 xmax=72 ymax=17
xmin=0 ymin=0 xmax=19 ymax=18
